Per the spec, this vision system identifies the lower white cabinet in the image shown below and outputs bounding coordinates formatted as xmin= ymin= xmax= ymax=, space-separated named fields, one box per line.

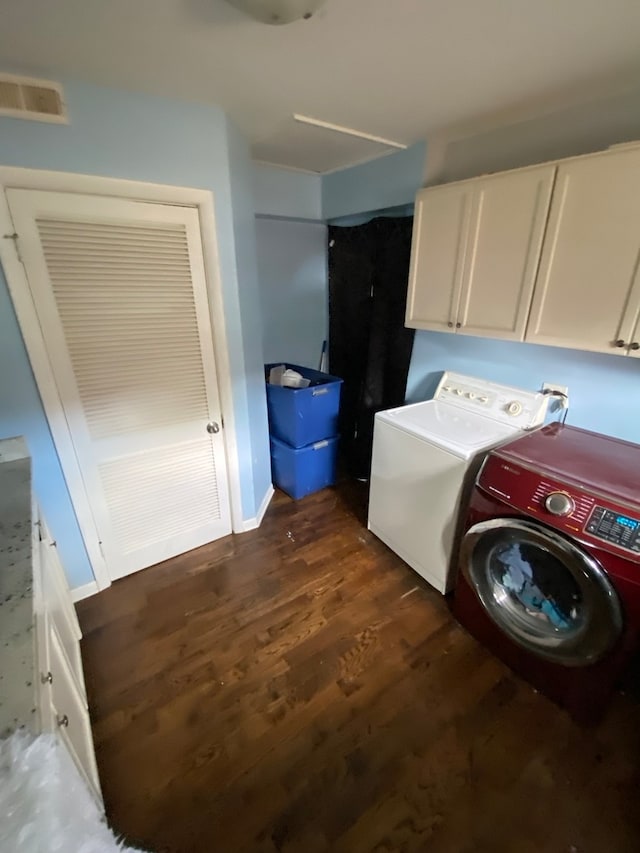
xmin=48 ymin=623 xmax=100 ymax=794
xmin=34 ymin=513 xmax=102 ymax=804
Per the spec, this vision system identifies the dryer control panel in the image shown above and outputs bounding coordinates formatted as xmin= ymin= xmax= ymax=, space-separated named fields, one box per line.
xmin=478 ymin=454 xmax=640 ymax=562
xmin=586 ymin=507 xmax=640 ymax=553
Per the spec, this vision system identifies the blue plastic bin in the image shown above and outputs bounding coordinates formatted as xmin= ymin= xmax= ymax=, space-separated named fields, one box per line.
xmin=270 ymin=434 xmax=339 ymax=500
xmin=265 ymin=363 xmax=343 ymax=449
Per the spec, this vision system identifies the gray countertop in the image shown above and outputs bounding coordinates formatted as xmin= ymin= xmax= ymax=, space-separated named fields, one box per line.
xmin=0 ymin=437 xmax=37 ymax=738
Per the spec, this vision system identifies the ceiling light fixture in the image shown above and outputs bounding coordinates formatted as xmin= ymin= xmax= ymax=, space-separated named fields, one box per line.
xmin=224 ymin=0 xmax=328 ymax=25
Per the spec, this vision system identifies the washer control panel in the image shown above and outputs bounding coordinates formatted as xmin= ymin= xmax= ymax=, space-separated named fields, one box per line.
xmin=439 ymin=380 xmax=491 ymax=404
xmin=434 ymin=371 xmax=549 ymax=429
xmin=586 ymin=507 xmax=640 ymax=553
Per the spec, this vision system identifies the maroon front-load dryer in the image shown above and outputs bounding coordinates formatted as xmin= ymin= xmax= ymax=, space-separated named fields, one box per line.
xmin=451 ymin=423 xmax=640 ymax=722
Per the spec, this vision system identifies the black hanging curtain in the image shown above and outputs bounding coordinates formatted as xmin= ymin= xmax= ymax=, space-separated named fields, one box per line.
xmin=328 ymin=216 xmax=415 ymax=480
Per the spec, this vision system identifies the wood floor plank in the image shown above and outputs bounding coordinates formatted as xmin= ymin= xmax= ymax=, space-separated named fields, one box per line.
xmin=77 ymin=482 xmax=640 ymax=853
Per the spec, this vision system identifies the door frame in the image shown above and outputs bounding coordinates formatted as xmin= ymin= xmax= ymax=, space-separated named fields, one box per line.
xmin=0 ymin=166 xmax=244 ymax=592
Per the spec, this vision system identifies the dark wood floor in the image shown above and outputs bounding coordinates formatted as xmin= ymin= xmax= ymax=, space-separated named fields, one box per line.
xmin=77 ymin=483 xmax=640 ymax=853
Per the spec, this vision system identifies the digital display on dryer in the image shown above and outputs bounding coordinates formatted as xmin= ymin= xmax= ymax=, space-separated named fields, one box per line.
xmin=586 ymin=506 xmax=640 ymax=552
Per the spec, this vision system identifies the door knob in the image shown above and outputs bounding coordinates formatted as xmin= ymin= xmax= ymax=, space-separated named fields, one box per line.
xmin=206 ymin=422 xmax=220 ymax=434
xmin=614 ymin=339 xmax=626 ymax=347
xmin=57 ymin=714 xmax=69 ymax=728
xmin=41 ymin=671 xmax=53 ymax=685
xmin=631 ymin=342 xmax=640 ymax=351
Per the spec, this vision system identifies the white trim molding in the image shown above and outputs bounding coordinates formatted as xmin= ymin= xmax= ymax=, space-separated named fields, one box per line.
xmin=71 ymin=580 xmax=99 ymax=603
xmin=239 ymin=485 xmax=275 ymax=532
xmin=0 ymin=165 xmax=245 ymax=590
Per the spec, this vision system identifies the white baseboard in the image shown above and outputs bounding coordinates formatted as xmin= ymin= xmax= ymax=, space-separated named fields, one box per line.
xmin=71 ymin=580 xmax=99 ymax=603
xmin=256 ymin=484 xmax=275 ymax=526
xmin=239 ymin=484 xmax=275 ymax=532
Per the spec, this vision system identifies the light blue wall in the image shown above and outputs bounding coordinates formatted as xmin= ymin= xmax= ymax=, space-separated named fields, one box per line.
xmin=253 ymin=163 xmax=322 ymax=220
xmin=322 ymin=142 xmax=426 ymax=220
xmin=437 ymin=84 xmax=640 ymax=185
xmin=0 ymin=79 xmax=271 ymax=587
xmin=0 ymin=280 xmax=92 ymax=587
xmin=407 ymin=331 xmax=640 ymax=444
xmin=226 ymin=124 xmax=272 ymax=511
xmin=256 ymin=217 xmax=328 ymax=368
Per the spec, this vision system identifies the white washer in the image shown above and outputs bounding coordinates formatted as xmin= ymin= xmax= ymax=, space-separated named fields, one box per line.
xmin=367 ymin=372 xmax=551 ymax=594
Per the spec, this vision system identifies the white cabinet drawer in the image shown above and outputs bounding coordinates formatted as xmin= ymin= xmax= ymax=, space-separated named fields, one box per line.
xmin=47 ymin=622 xmax=102 ymax=802
xmin=39 ymin=528 xmax=86 ymax=703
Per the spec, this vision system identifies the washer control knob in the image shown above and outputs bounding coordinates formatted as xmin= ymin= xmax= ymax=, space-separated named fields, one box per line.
xmin=455 ymin=388 xmax=464 ymax=396
xmin=545 ymin=491 xmax=575 ymax=517
xmin=478 ymin=396 xmax=489 ymax=404
xmin=468 ymin=392 xmax=476 ymax=400
xmin=507 ymin=400 xmax=523 ymax=416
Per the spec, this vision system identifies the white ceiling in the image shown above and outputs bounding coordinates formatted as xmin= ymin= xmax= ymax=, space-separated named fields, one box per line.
xmin=1 ymin=0 xmax=640 ymax=173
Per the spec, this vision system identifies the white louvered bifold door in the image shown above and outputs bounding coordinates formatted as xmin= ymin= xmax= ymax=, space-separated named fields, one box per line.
xmin=7 ymin=189 xmax=232 ymax=581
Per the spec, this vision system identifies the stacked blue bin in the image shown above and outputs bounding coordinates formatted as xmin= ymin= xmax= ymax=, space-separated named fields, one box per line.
xmin=265 ymin=363 xmax=343 ymax=500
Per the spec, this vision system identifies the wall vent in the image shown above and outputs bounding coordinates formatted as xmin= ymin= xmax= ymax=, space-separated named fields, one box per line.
xmin=0 ymin=74 xmax=67 ymax=123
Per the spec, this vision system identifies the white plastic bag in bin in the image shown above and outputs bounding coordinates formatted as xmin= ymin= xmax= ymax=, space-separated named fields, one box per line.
xmin=269 ymin=365 xmax=310 ymax=388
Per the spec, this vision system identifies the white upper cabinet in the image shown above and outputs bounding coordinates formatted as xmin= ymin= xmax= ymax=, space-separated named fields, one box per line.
xmin=526 ymin=147 xmax=640 ymax=356
xmin=459 ymin=166 xmax=556 ymax=340
xmin=406 ymin=181 xmax=472 ymax=332
xmin=406 ymin=164 xmax=556 ymax=340
xmin=627 ymin=312 xmax=640 ymax=359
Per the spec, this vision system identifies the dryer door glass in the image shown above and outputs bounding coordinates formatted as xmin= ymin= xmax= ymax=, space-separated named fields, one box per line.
xmin=461 ymin=518 xmax=623 ymax=665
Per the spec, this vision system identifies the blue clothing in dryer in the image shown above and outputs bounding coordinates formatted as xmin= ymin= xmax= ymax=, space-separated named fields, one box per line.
xmin=497 ymin=544 xmax=571 ymax=630
xmin=498 ymin=543 xmax=532 ymax=593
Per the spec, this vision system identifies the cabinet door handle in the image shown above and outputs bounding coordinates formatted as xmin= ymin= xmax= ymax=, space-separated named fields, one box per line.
xmin=41 ymin=671 xmax=53 ymax=685
xmin=57 ymin=714 xmax=69 ymax=728
xmin=447 ymin=321 xmax=454 ymax=328
xmin=614 ymin=339 xmax=626 ymax=347
xmin=456 ymin=322 xmax=461 ymax=328
xmin=631 ymin=342 xmax=640 ymax=351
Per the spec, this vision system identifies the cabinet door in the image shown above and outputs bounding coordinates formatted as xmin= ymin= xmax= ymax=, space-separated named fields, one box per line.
xmin=458 ymin=165 xmax=556 ymax=340
xmin=48 ymin=623 xmax=102 ymax=802
xmin=405 ymin=182 xmax=473 ymax=331
xmin=40 ymin=527 xmax=87 ymax=704
xmin=626 ymin=313 xmax=640 ymax=358
xmin=526 ymin=147 xmax=640 ymax=354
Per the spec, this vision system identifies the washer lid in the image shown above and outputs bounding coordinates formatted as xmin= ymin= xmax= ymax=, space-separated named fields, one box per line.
xmin=376 ymin=400 xmax=520 ymax=457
